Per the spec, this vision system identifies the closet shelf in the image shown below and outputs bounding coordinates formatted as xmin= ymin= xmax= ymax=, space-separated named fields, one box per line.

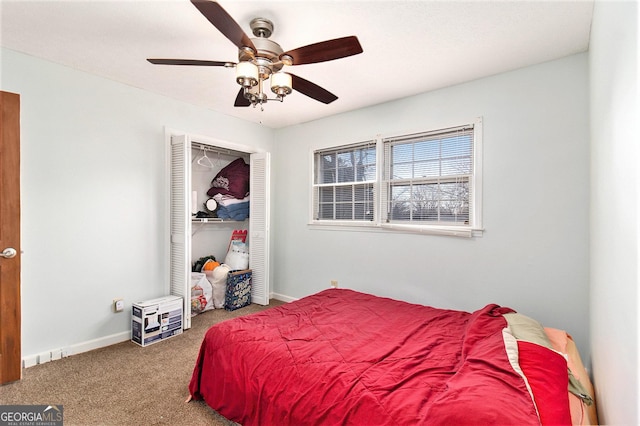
xmin=191 ymin=217 xmax=248 ymax=223
xmin=192 ymin=217 xmax=224 ymax=223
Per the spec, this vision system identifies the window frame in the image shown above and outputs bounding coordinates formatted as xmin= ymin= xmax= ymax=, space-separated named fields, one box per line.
xmin=311 ymin=140 xmax=377 ymax=223
xmin=309 ymin=117 xmax=483 ymax=237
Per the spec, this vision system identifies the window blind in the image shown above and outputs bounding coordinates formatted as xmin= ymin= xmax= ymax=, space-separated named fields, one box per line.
xmin=382 ymin=126 xmax=474 ymax=225
xmin=313 ymin=141 xmax=376 ymax=221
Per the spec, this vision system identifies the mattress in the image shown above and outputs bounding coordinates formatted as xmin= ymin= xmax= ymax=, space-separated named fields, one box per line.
xmin=189 ymin=289 xmax=595 ymax=425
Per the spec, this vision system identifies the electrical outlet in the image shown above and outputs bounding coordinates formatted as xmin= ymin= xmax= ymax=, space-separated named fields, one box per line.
xmin=113 ymin=298 xmax=124 ymax=312
xmin=330 ymin=280 xmax=338 ymax=288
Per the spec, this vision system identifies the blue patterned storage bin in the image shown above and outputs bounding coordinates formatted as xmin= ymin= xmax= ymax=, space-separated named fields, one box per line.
xmin=225 ymin=269 xmax=252 ymax=311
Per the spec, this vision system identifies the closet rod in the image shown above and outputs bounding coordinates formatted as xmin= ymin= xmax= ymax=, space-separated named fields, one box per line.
xmin=191 ymin=143 xmax=239 ymax=157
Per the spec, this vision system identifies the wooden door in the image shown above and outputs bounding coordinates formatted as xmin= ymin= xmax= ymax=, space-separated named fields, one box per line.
xmin=0 ymin=91 xmax=21 ymax=384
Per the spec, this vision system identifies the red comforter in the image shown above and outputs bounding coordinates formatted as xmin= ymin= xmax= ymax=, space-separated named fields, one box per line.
xmin=189 ymin=289 xmax=542 ymax=425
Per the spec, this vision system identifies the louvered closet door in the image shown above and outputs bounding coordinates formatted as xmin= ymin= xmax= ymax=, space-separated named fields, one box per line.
xmin=249 ymin=152 xmax=270 ymax=305
xmin=170 ymin=134 xmax=192 ymax=329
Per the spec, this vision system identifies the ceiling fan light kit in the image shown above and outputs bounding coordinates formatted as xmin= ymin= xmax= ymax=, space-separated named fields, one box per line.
xmin=235 ymin=61 xmax=259 ymax=88
xmin=147 ymin=0 xmax=363 ymax=111
xmin=234 ymin=18 xmax=294 ymax=109
xmin=271 ymin=72 xmax=293 ymax=97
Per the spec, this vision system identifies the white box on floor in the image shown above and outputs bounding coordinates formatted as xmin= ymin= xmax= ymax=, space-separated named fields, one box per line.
xmin=132 ymin=295 xmax=183 ymax=347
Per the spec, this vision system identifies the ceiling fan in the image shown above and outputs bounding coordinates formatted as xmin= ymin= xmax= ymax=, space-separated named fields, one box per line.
xmin=147 ymin=0 xmax=363 ymax=110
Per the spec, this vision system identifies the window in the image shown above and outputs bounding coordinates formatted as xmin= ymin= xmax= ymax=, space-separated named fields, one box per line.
xmin=382 ymin=125 xmax=474 ymax=226
xmin=311 ymin=118 xmax=482 ymax=237
xmin=313 ymin=141 xmax=376 ymax=221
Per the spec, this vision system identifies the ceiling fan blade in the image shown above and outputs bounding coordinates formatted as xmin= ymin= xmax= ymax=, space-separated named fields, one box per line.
xmin=191 ymin=0 xmax=256 ymax=52
xmin=234 ymin=88 xmax=251 ymax=107
xmin=281 ymin=36 xmax=363 ymax=65
xmin=290 ymin=74 xmax=338 ymax=104
xmin=147 ymin=59 xmax=233 ymax=66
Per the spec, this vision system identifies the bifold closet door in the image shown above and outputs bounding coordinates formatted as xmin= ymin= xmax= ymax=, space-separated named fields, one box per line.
xmin=249 ymin=152 xmax=270 ymax=305
xmin=169 ymin=132 xmax=271 ymax=324
xmin=169 ymin=134 xmax=192 ymax=329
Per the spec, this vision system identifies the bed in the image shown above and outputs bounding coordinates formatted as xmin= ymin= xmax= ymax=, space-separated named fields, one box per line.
xmin=189 ymin=289 xmax=597 ymax=425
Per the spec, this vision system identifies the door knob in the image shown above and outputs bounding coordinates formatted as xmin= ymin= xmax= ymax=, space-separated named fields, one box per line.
xmin=1 ymin=248 xmax=17 ymax=259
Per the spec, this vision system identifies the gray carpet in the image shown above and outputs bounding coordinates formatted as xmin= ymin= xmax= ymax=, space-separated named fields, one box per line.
xmin=0 ymin=300 xmax=285 ymax=425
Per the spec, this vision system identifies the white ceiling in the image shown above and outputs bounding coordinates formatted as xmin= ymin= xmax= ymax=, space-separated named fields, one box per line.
xmin=0 ymin=0 xmax=593 ymax=129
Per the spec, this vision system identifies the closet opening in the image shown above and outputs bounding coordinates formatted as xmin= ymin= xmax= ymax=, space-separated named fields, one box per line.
xmin=167 ymin=132 xmax=270 ymax=329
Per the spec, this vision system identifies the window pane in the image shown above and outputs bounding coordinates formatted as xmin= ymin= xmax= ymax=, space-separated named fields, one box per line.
xmin=411 ymin=183 xmax=438 ymax=221
xmin=354 ymin=185 xmax=373 ymax=203
xmin=319 ymin=187 xmax=334 ymax=203
xmin=318 ymin=203 xmax=334 ymax=220
xmin=336 ymin=203 xmax=353 ymax=220
xmin=354 ymin=202 xmax=373 ymax=220
xmin=391 ymin=163 xmax=412 ymax=179
xmin=391 ymin=184 xmax=411 ymax=201
xmin=389 ymin=185 xmax=410 ymax=220
xmin=318 ymin=153 xmax=336 ymax=184
xmin=441 ymin=158 xmax=471 ymax=176
xmin=392 ymin=144 xmax=413 ymax=163
xmin=442 ymin=135 xmax=471 ymax=157
xmin=414 ymin=140 xmax=440 ymax=161
xmin=359 ymin=163 xmax=376 ymax=181
xmin=321 ymin=168 xmax=336 ymax=184
xmin=440 ymin=181 xmax=468 ymax=202
xmin=413 ymin=160 xmax=439 ymax=178
xmin=440 ymin=181 xmax=469 ymax=223
xmin=337 ymin=165 xmax=354 ymax=183
xmin=389 ymin=200 xmax=410 ymax=220
xmin=336 ymin=186 xmax=352 ymax=202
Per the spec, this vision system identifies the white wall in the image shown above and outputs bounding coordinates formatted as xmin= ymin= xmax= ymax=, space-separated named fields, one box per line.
xmin=273 ymin=54 xmax=591 ymax=360
xmin=589 ymin=1 xmax=639 ymax=424
xmin=0 ymin=48 xmax=274 ymax=360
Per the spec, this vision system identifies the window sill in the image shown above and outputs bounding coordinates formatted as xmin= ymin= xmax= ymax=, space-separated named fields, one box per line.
xmin=308 ymin=221 xmax=484 ymax=238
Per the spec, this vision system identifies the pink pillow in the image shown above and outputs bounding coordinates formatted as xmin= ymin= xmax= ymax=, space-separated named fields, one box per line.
xmin=517 ymin=340 xmax=572 ymax=425
xmin=207 ymin=158 xmax=250 ymax=199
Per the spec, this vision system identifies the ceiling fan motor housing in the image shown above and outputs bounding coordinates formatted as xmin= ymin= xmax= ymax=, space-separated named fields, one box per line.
xmin=238 ymin=18 xmax=285 ymax=78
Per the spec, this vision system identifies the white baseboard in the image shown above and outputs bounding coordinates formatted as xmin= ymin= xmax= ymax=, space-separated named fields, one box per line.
xmin=270 ymin=292 xmax=298 ymax=303
xmin=22 ymin=331 xmax=131 ymax=369
xmin=23 ymin=296 xmax=297 ymax=368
